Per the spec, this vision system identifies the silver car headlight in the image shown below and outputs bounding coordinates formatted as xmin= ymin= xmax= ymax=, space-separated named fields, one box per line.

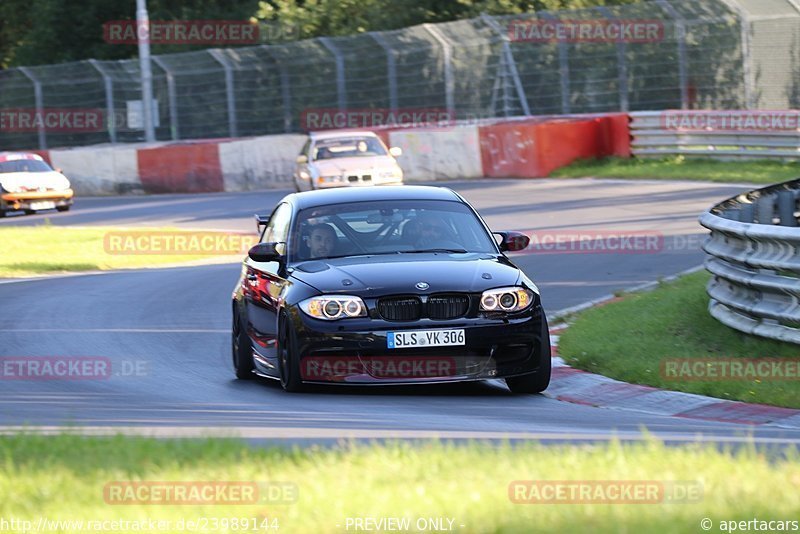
xmin=300 ymin=295 xmax=368 ymax=320
xmin=480 ymin=286 xmax=535 ymax=313
xmin=0 ymin=182 xmax=22 ymax=193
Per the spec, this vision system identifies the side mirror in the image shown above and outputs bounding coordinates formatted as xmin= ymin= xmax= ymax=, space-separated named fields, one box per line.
xmin=389 ymin=147 xmax=403 ymax=157
xmin=248 ymin=242 xmax=284 ymax=262
xmin=296 ymin=155 xmax=308 ymax=164
xmin=495 ymin=231 xmax=530 ymax=253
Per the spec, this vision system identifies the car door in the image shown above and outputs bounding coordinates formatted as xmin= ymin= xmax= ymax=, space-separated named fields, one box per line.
xmin=243 ymin=202 xmax=293 ymax=360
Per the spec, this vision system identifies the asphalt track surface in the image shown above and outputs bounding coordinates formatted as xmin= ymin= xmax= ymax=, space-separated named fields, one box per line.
xmin=2 ymin=178 xmax=798 ymax=446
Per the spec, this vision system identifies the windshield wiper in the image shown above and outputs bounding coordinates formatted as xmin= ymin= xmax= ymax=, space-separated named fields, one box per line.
xmin=316 ymin=251 xmax=402 ymax=260
xmin=402 ymin=248 xmax=469 ymax=254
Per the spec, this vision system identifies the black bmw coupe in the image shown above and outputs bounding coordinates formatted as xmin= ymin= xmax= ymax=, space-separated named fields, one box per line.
xmin=231 ymin=185 xmax=550 ymax=393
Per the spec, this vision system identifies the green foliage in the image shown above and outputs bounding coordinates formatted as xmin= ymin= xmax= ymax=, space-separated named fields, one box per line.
xmin=1 ymin=0 xmax=640 ymax=67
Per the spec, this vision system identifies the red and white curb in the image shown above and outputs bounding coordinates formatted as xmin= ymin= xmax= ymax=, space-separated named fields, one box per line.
xmin=546 ymin=325 xmax=800 ymax=429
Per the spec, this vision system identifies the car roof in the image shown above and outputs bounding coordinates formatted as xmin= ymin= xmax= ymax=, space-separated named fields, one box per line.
xmin=309 ymin=130 xmax=379 ymax=140
xmin=0 ymin=152 xmax=44 ymax=163
xmin=284 ymin=185 xmax=462 ymax=211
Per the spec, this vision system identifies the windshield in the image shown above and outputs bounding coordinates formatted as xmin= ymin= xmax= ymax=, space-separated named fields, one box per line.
xmin=290 ymin=200 xmax=497 ymax=262
xmin=312 ymin=137 xmax=388 ymax=160
xmin=0 ymin=159 xmax=53 ymax=174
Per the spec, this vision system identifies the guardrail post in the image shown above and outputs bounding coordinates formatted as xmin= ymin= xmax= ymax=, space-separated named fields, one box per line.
xmin=778 ymin=191 xmax=797 ymax=226
xmin=369 ymin=32 xmax=398 ymax=113
xmin=88 ymin=60 xmax=117 ymax=144
xmin=423 ymin=23 xmax=456 ymax=118
xmin=17 ymin=67 xmax=46 ymax=149
xmin=756 ymin=195 xmax=775 ymax=224
xmin=319 ymin=37 xmax=347 ymax=112
xmin=481 ymin=13 xmax=531 ymax=116
xmin=151 ymin=56 xmax=179 ymax=140
xmin=208 ymin=49 xmax=238 ymax=138
xmin=739 ymin=203 xmax=756 ymax=222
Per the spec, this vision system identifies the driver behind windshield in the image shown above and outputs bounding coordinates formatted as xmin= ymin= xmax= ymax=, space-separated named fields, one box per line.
xmin=308 ymin=223 xmax=337 ymax=258
xmin=414 ymin=213 xmax=457 ymax=249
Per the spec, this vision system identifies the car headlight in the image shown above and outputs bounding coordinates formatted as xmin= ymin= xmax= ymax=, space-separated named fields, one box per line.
xmin=318 ymin=175 xmax=343 ymax=183
xmin=300 ymin=295 xmax=368 ymax=320
xmin=480 ymin=286 xmax=535 ymax=313
xmin=0 ymin=182 xmax=22 ymax=193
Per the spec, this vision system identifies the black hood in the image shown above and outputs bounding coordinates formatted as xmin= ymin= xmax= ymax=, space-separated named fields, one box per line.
xmin=289 ymin=253 xmax=521 ymax=295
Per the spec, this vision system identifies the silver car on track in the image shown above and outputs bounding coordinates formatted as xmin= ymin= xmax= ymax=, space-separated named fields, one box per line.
xmin=293 ymin=131 xmax=404 ymax=191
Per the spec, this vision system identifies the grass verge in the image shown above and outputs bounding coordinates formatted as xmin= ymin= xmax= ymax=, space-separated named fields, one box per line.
xmin=2 ymin=224 xmax=254 ymax=277
xmin=558 ymin=271 xmax=800 ymax=408
xmin=1 ymin=435 xmax=798 ymax=533
xmin=550 ymin=156 xmax=800 ymax=184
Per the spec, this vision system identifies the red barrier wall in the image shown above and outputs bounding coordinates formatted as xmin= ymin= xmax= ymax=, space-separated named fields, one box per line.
xmin=137 ymin=142 xmax=223 ymax=193
xmin=479 ymin=114 xmax=630 ymax=178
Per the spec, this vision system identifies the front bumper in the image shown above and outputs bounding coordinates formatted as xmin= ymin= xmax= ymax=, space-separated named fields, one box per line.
xmin=1 ymin=189 xmax=74 ymax=211
xmin=278 ymin=307 xmax=547 ymax=385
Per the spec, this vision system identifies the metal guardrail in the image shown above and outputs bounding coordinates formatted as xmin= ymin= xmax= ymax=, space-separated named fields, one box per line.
xmin=699 ymin=178 xmax=800 ymax=344
xmin=631 ymin=111 xmax=800 ymax=159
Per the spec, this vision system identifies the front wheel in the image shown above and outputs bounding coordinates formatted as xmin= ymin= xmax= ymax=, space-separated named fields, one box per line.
xmin=232 ymin=314 xmax=255 ymax=379
xmin=278 ymin=314 xmax=305 ymax=392
xmin=56 ymin=205 xmax=70 ymax=212
xmin=505 ymin=314 xmax=551 ymax=394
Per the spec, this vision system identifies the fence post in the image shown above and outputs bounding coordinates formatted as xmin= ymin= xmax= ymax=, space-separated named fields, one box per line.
xmin=88 ymin=60 xmax=117 ymax=144
xmin=208 ymin=49 xmax=238 ymax=138
xmin=262 ymin=46 xmax=292 ymax=133
xmin=656 ymin=0 xmax=689 ymax=109
xmin=369 ymin=32 xmax=398 ymax=112
xmin=423 ymin=23 xmax=455 ymax=118
xmin=17 ymin=67 xmax=46 ymax=150
xmin=597 ymin=7 xmax=629 ymax=111
xmin=540 ymin=13 xmax=571 ymax=114
xmin=319 ymin=37 xmax=347 ymax=112
xmin=151 ymin=56 xmax=179 ymax=140
xmin=718 ymin=0 xmax=755 ymax=108
xmin=481 ymin=13 xmax=531 ymax=116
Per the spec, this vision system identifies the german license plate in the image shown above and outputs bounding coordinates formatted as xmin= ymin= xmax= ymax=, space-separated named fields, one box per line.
xmin=30 ymin=201 xmax=55 ymax=210
xmin=387 ymin=329 xmax=465 ymax=349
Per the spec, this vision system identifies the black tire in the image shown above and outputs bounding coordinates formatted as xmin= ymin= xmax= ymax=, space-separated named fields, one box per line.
xmin=232 ymin=313 xmax=255 ymax=380
xmin=24 ymin=209 xmax=36 ymax=215
xmin=505 ymin=314 xmax=552 ymax=394
xmin=56 ymin=205 xmax=70 ymax=212
xmin=278 ymin=313 xmax=305 ymax=392
xmin=0 ymin=210 xmax=5 ymax=218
